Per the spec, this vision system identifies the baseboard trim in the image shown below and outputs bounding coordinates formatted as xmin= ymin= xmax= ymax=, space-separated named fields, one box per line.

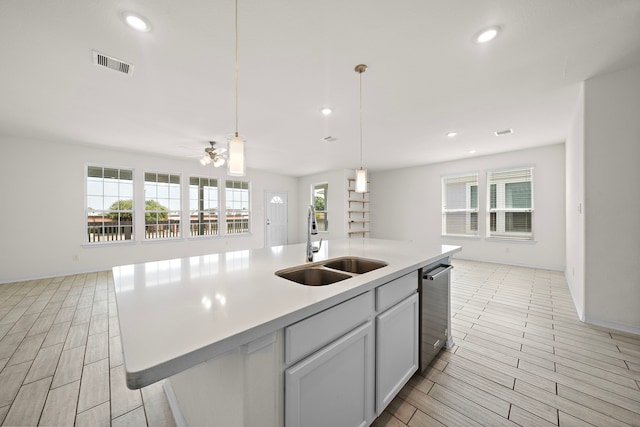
xmin=451 ymin=254 xmax=564 ymax=272
xmin=0 ymin=266 xmax=109 ymax=285
xmin=162 ymin=379 xmax=189 ymax=427
xmin=583 ymin=316 xmax=640 ymax=337
xmin=563 ymin=272 xmax=585 ymax=322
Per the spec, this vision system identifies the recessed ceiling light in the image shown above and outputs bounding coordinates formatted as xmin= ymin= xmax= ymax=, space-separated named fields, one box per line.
xmin=474 ymin=26 xmax=501 ymax=43
xmin=122 ymin=12 xmax=151 ymax=32
xmin=321 ymin=107 xmax=333 ymax=116
xmin=468 ymin=150 xmax=477 ymax=154
xmin=446 ymin=131 xmax=457 ymax=138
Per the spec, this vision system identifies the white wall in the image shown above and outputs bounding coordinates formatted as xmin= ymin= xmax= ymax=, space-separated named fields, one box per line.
xmin=296 ymin=169 xmax=350 ymax=242
xmin=0 ymin=136 xmax=299 ymax=283
xmin=583 ymin=64 xmax=640 ymax=333
xmin=565 ymin=83 xmax=586 ymax=320
xmin=371 ymin=144 xmax=566 ymax=271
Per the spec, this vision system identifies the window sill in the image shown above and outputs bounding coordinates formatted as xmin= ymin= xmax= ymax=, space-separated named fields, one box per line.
xmin=223 ymin=232 xmax=253 ymax=238
xmin=83 ymin=240 xmax=137 ymax=248
xmin=441 ymin=235 xmax=481 ymax=240
xmin=141 ymin=237 xmax=185 ymax=244
xmin=187 ymin=235 xmax=222 ymax=241
xmin=485 ymin=237 xmax=536 ymax=244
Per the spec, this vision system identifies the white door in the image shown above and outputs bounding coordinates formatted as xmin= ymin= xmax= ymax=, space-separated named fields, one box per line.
xmin=265 ymin=191 xmax=288 ymax=247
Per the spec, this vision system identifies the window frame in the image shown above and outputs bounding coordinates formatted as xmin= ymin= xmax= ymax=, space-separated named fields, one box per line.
xmin=188 ymin=176 xmax=220 ymax=238
xmin=486 ymin=167 xmax=534 ymax=241
xmin=143 ymin=171 xmax=182 ymax=240
xmin=225 ymin=179 xmax=251 ymax=235
xmin=311 ymin=182 xmax=329 ymax=232
xmin=441 ymin=173 xmax=480 ymax=237
xmin=85 ymin=165 xmax=135 ymax=244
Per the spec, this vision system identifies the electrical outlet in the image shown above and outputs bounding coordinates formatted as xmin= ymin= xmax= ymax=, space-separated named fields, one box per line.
xmin=72 ymin=255 xmax=79 ymax=261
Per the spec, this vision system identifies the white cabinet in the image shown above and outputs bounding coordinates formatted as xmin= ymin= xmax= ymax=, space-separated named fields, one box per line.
xmin=284 ymin=292 xmax=375 ymax=427
xmin=374 ymin=272 xmax=419 ymax=414
xmin=283 ymin=271 xmax=421 ymax=426
xmin=285 ymin=321 xmax=375 ymax=427
xmin=375 ymin=293 xmax=419 ymax=413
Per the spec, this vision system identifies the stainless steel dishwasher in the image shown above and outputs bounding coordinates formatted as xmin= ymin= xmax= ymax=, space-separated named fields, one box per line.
xmin=419 ymin=261 xmax=453 ymax=371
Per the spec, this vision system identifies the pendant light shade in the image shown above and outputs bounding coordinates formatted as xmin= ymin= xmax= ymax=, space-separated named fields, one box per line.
xmin=228 ymin=133 xmax=245 ymax=176
xmin=354 ymin=64 xmax=368 ymax=193
xmin=227 ymin=0 xmax=246 ymax=176
xmin=355 ymin=168 xmax=367 ymax=193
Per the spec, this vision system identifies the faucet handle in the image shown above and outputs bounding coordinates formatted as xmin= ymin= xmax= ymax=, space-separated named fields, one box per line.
xmin=312 ymin=238 xmax=323 ymax=253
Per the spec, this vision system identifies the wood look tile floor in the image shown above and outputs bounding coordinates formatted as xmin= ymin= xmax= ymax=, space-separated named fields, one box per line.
xmin=1 ymin=260 xmax=639 ymax=426
xmin=374 ymin=260 xmax=640 ymax=427
xmin=0 ymin=271 xmax=175 ymax=427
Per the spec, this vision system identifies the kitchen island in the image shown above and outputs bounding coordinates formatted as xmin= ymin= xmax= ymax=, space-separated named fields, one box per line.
xmin=112 ymin=238 xmax=461 ymax=426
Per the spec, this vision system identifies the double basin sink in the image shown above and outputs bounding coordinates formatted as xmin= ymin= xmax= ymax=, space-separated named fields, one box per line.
xmin=275 ymin=257 xmax=387 ymax=286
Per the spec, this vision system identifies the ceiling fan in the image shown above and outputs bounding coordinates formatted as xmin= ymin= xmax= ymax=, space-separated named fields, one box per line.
xmin=199 ymin=141 xmax=227 ymax=167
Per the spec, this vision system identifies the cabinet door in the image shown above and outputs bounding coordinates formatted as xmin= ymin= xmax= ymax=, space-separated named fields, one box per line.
xmin=375 ymin=293 xmax=419 ymax=413
xmin=285 ymin=321 xmax=374 ymax=427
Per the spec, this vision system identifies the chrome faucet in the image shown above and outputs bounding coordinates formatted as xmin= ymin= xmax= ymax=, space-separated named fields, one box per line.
xmin=306 ymin=205 xmax=322 ymax=262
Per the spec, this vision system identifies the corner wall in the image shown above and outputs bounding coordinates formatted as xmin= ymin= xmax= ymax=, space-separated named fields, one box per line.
xmin=583 ymin=64 xmax=640 ymax=333
xmin=565 ymin=83 xmax=586 ymax=320
xmin=371 ymin=144 xmax=566 ymax=271
xmin=296 ymin=169 xmax=350 ymax=242
xmin=0 ymin=136 xmax=299 ymax=283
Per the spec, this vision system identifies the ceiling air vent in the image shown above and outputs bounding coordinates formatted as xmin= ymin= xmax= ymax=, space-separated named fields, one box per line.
xmin=322 ymin=136 xmax=337 ymax=142
xmin=494 ymin=128 xmax=513 ymax=136
xmin=92 ymin=50 xmax=134 ymax=75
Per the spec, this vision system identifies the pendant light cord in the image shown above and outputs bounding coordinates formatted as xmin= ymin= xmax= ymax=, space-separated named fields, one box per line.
xmin=235 ymin=0 xmax=239 ymax=137
xmin=359 ymin=70 xmax=363 ymax=168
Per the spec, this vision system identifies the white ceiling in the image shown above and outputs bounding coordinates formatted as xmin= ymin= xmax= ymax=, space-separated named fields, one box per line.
xmin=1 ymin=0 xmax=639 ymax=176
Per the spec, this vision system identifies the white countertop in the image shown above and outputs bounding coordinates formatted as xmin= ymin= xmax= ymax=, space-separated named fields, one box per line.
xmin=112 ymin=238 xmax=461 ymax=389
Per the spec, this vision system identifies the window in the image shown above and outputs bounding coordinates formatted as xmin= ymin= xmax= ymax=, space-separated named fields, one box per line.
xmin=86 ymin=166 xmax=134 ymax=243
xmin=487 ymin=167 xmax=533 ymax=240
xmin=442 ymin=173 xmax=479 ymax=237
xmin=312 ymin=183 xmax=328 ymax=231
xmin=144 ymin=172 xmax=181 ymax=239
xmin=225 ymin=180 xmax=250 ymax=234
xmin=189 ymin=177 xmax=219 ymax=237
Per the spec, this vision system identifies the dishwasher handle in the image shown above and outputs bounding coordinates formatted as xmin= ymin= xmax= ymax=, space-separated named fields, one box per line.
xmin=423 ymin=264 xmax=453 ymax=280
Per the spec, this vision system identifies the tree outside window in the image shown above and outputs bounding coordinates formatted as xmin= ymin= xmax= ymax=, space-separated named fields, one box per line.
xmin=144 ymin=172 xmax=181 ymax=239
xmin=86 ymin=166 xmax=133 ymax=243
xmin=312 ymin=183 xmax=328 ymax=231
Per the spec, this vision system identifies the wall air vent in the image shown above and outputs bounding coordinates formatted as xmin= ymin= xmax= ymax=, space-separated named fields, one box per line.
xmin=92 ymin=50 xmax=134 ymax=75
xmin=322 ymin=136 xmax=337 ymax=142
xmin=494 ymin=128 xmax=513 ymax=136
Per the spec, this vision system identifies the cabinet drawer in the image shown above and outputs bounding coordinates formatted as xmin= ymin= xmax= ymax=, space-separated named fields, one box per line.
xmin=375 ymin=271 xmax=418 ymax=312
xmin=285 ymin=291 xmax=373 ymax=365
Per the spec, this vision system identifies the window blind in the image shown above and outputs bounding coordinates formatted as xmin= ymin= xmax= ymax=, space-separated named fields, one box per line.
xmin=442 ymin=173 xmax=479 ymax=236
xmin=487 ymin=167 xmax=533 ymax=240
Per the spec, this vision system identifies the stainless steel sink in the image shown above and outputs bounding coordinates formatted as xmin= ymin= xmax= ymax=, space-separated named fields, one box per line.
xmin=323 ymin=257 xmax=387 ymax=274
xmin=275 ymin=256 xmax=387 ymax=286
xmin=275 ymin=267 xmax=351 ymax=286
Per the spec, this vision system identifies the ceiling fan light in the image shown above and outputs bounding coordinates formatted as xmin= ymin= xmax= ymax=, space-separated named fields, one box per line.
xmin=355 ymin=168 xmax=368 ymax=193
xmin=213 ymin=155 xmax=226 ymax=168
xmin=200 ymin=154 xmax=211 ymax=166
xmin=228 ymin=135 xmax=245 ymax=176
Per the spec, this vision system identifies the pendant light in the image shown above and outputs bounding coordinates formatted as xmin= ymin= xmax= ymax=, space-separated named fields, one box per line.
xmin=355 ymin=64 xmax=368 ymax=193
xmin=228 ymin=0 xmax=246 ymax=176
